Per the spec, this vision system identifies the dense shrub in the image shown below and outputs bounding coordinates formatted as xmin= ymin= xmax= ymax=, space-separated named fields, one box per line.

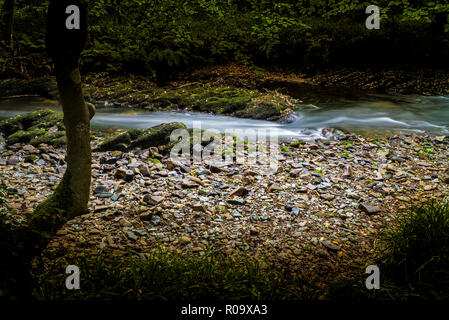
xmin=1 ymin=1 xmax=448 ymax=79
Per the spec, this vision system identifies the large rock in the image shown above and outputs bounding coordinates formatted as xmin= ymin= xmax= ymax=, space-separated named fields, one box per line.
xmin=129 ymin=122 xmax=186 ymax=150
xmin=95 ymin=122 xmax=186 ymax=153
xmin=94 ymin=128 xmax=144 ymax=152
xmin=235 ymin=102 xmax=282 ymax=120
xmin=0 ymin=109 xmax=66 ymax=147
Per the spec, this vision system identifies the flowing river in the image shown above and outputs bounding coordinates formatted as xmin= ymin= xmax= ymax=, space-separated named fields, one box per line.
xmin=0 ymin=88 xmax=448 ymax=140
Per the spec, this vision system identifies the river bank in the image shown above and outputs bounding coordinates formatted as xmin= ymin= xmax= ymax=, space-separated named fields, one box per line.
xmin=1 ymin=66 xmax=449 ymax=298
xmin=1 ymin=109 xmax=448 ymax=293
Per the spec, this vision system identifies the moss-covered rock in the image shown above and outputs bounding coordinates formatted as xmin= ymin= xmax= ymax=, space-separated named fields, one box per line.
xmin=94 ymin=130 xmax=135 ymax=152
xmin=0 ymin=109 xmax=68 ymax=146
xmin=235 ymin=102 xmax=282 ymax=120
xmin=7 ymin=128 xmax=46 ymax=144
xmin=129 ymin=123 xmax=186 ymax=150
xmin=30 ymin=131 xmax=67 ymax=147
xmin=84 ymin=78 xmax=297 ymax=120
xmin=0 ymin=109 xmax=61 ymax=136
xmin=95 ymin=123 xmax=186 ymax=152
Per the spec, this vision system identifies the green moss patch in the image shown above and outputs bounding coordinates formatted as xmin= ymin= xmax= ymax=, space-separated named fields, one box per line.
xmin=0 ymin=109 xmax=68 ymax=147
xmin=85 ymin=78 xmax=297 ymax=120
xmin=95 ymin=123 xmax=186 ymax=153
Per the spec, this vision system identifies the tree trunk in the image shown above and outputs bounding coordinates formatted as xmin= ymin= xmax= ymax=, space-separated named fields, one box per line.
xmin=0 ymin=0 xmax=15 ymax=54
xmin=56 ymin=58 xmax=92 ymax=219
xmin=0 ymin=1 xmax=92 ymax=298
xmin=28 ymin=60 xmax=92 ymax=235
xmin=28 ymin=0 xmax=93 ymax=237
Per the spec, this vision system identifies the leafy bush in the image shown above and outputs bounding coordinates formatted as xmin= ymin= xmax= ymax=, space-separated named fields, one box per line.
xmin=1 ymin=1 xmax=448 ymax=79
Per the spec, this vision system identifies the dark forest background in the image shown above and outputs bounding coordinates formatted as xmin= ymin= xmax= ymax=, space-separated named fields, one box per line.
xmin=0 ymin=0 xmax=448 ymax=81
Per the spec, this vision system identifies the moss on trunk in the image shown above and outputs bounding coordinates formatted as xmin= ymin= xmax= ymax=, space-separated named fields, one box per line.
xmin=27 ymin=172 xmax=73 ymax=239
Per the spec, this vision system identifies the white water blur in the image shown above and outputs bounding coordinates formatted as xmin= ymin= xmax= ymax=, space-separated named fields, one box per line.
xmin=0 ymin=93 xmax=448 ymax=139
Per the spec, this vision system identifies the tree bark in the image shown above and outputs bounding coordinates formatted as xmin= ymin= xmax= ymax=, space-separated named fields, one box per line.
xmin=56 ymin=59 xmax=92 ymax=218
xmin=0 ymin=1 xmax=93 ymax=298
xmin=29 ymin=0 xmax=93 ymax=236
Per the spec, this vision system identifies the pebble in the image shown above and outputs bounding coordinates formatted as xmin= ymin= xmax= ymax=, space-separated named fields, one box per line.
xmin=322 ymin=240 xmax=341 ymax=252
xmin=127 ymin=231 xmax=138 ymax=241
xmin=359 ymin=203 xmax=381 ymax=215
xmin=180 ymin=236 xmax=191 ymax=244
xmin=229 ymin=187 xmax=249 ymax=197
xmin=143 ymin=195 xmax=164 ymax=205
xmin=94 ymin=185 xmax=109 ymax=194
xmin=226 ymin=198 xmax=245 ymax=206
xmin=2 ymin=127 xmax=449 ymax=276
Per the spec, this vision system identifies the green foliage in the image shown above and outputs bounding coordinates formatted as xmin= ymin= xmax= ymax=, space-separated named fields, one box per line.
xmin=2 ymin=1 xmax=448 ymax=78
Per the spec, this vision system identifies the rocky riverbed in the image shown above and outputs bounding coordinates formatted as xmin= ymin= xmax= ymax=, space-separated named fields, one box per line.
xmin=1 ymin=116 xmax=448 ymax=283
